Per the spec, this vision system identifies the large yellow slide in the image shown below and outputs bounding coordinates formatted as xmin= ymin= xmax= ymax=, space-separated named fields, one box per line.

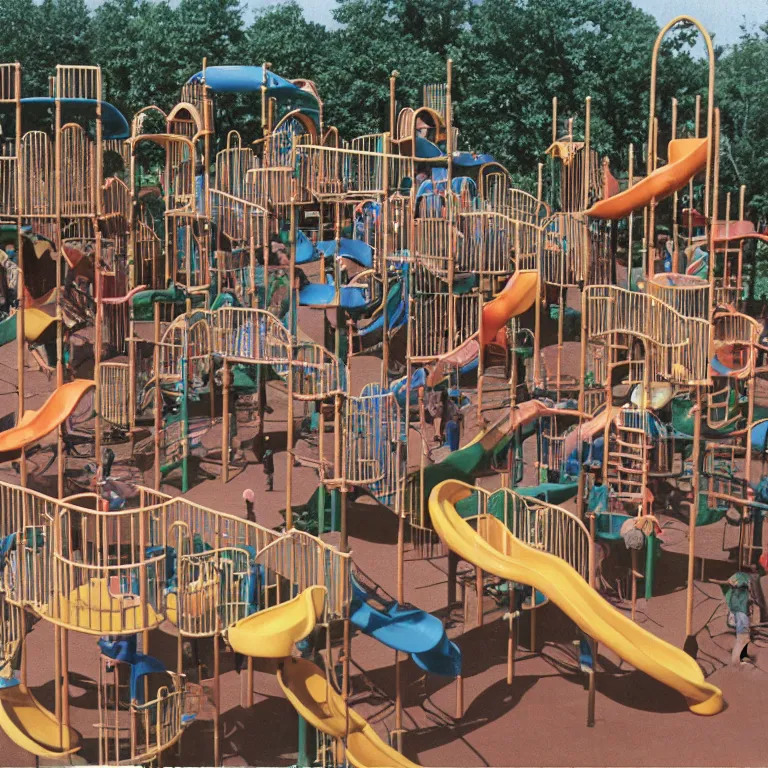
xmin=0 ymin=379 xmax=95 ymax=454
xmin=0 ymin=633 xmax=81 ymax=760
xmin=428 ymin=479 xmax=724 ymax=716
xmin=278 ymin=657 xmax=418 ymax=768
xmin=227 ymin=586 xmax=326 ymax=658
xmin=0 ymin=685 xmax=81 ymax=758
xmin=226 ymin=585 xmax=419 ymax=767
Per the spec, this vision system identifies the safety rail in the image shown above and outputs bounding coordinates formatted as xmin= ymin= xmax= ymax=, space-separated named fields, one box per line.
xmin=19 ymin=131 xmax=54 ymax=217
xmin=294 ymin=137 xmax=414 ymax=198
xmin=143 ymin=490 xmax=351 ymax=621
xmin=423 ymin=83 xmax=449 ymax=124
xmin=0 ymin=598 xmax=21 ymax=679
xmin=463 ymin=486 xmax=591 ymax=582
xmin=585 ymin=285 xmax=709 ymax=384
xmin=541 ymin=212 xmax=589 ymax=287
xmin=172 ymin=546 xmax=252 ymax=637
xmin=136 ymin=218 xmax=162 ymax=289
xmin=410 ymin=292 xmax=479 ymax=361
xmin=215 ymin=307 xmax=292 ymax=364
xmin=457 ymin=209 xmax=539 ymax=275
xmin=245 ymin=165 xmax=298 ymax=208
xmin=254 ymin=529 xmax=350 ymax=620
xmin=344 ymin=391 xmax=401 ymax=487
xmin=102 ymin=177 xmax=131 ymax=235
xmin=103 ymin=291 xmax=135 ymax=357
xmin=0 ymin=482 xmax=351 ymax=632
xmin=0 ymin=63 xmax=20 ymax=102
xmin=157 ymin=310 xmax=214 ymax=381
xmin=413 ymin=217 xmax=453 ymax=279
xmin=291 ymin=343 xmax=346 ymax=400
xmin=60 ymin=123 xmax=96 ymax=217
xmin=712 ymin=309 xmax=759 ymax=347
xmin=714 ymin=283 xmax=741 ymax=308
xmin=2 ymin=491 xmax=169 ymax=634
xmin=214 ymin=133 xmax=258 ymax=198
xmin=0 ymin=156 xmax=16 ymax=216
xmin=98 ymin=659 xmax=198 ymax=766
xmin=160 ymin=496 xmax=279 ymax=556
xmin=100 ymin=362 xmax=131 ymax=429
xmin=167 ymin=212 xmax=210 ymax=288
xmin=128 ymin=126 xmax=196 ymax=215
xmin=208 ymin=187 xmax=268 ymax=247
xmin=55 ymin=64 xmax=101 ymax=100
xmin=647 ymin=273 xmax=710 ymax=320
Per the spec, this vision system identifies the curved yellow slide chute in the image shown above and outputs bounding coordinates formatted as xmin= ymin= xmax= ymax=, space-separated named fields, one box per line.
xmin=428 ymin=479 xmax=724 ymax=716
xmin=0 ymin=685 xmax=81 ymax=758
xmin=227 ymin=586 xmax=326 ymax=658
xmin=278 ymin=657 xmax=418 ymax=768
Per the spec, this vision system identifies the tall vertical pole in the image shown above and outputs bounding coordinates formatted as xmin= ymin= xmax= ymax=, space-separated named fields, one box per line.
xmin=54 ymin=70 xmax=64 ymax=498
xmin=153 ymin=302 xmax=162 ymax=490
xmin=575 ymin=97 xmax=591 ymax=519
xmin=94 ymin=231 xmax=103 ymax=475
xmin=670 ymin=98 xmax=680 ymax=273
xmin=381 ymin=132 xmax=391 ymax=388
xmin=389 ymin=72 xmax=398 ymax=140
xmin=627 ymin=144 xmax=634 ymax=290
xmin=285 ymin=198 xmax=296 ymax=530
xmin=15 ymin=64 xmax=25 ymax=488
xmin=686 ymin=385 xmax=702 ymax=637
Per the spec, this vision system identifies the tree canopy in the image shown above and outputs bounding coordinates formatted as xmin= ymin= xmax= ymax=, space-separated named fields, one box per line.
xmin=4 ymin=0 xmax=767 ymax=218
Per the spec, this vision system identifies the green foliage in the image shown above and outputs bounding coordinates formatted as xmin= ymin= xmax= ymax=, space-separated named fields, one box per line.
xmin=3 ymin=0 xmax=768 ymax=227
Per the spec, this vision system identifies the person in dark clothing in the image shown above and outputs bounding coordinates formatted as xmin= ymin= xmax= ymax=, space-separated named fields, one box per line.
xmin=243 ymin=488 xmax=255 ymax=522
xmin=263 ymin=437 xmax=275 ymax=491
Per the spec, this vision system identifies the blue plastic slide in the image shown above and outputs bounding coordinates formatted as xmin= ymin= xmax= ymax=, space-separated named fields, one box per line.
xmin=350 ymin=574 xmax=461 ymax=678
xmin=298 ymin=281 xmax=371 ymax=309
xmin=317 ymin=238 xmax=374 ymax=269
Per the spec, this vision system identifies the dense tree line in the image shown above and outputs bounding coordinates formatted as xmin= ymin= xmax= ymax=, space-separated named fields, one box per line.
xmin=2 ymin=0 xmax=767 ymax=219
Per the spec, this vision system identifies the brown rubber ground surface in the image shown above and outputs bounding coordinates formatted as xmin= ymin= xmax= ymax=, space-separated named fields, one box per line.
xmin=0 ymin=304 xmax=765 ymax=767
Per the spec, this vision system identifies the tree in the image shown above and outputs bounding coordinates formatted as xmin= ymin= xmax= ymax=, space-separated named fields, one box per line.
xmin=450 ymin=0 xmax=706 ymax=181
xmin=717 ymin=27 xmax=768 ymax=220
xmin=1 ymin=0 xmax=47 ymax=95
xmin=324 ymin=0 xmax=446 ymax=137
xmin=37 ymin=0 xmax=93 ymax=81
xmin=242 ymin=2 xmax=330 ymax=81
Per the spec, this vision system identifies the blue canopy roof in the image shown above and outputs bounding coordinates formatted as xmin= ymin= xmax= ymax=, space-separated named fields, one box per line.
xmin=19 ymin=98 xmax=130 ymax=140
xmin=187 ymin=66 xmax=294 ymax=94
xmin=453 ymin=152 xmax=495 ymax=168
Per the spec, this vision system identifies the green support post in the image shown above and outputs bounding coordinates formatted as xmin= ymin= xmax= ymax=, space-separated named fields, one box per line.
xmin=181 ymin=354 xmax=190 ymax=493
xmin=644 ymin=531 xmax=657 ymax=601
xmin=296 ymin=713 xmax=315 ymax=767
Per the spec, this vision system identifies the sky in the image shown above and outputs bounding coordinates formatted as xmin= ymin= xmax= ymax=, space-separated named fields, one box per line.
xmin=251 ymin=0 xmax=766 ymax=45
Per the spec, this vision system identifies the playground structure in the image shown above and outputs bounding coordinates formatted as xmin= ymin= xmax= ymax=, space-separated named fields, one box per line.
xmin=1 ymin=13 xmax=768 ymax=767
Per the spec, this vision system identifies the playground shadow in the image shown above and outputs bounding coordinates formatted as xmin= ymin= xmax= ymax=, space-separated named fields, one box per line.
xmin=540 ymin=638 xmax=709 ymax=715
xmin=346 ymin=498 xmax=402 ymax=545
xmin=32 ymin=671 xmax=98 ymax=712
xmin=178 ymin=698 xmax=297 ymax=767
xmin=399 ymin=675 xmax=539 ymax=764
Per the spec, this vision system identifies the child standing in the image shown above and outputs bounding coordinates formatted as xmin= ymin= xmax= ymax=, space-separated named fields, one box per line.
xmin=263 ymin=437 xmax=274 ymax=492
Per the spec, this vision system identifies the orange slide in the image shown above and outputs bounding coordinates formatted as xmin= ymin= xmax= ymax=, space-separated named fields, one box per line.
xmin=427 ymin=270 xmax=538 ymax=387
xmin=587 ymin=138 xmax=708 ymax=220
xmin=0 ymin=379 xmax=95 ymax=454
xmin=479 ymin=270 xmax=538 ymax=347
